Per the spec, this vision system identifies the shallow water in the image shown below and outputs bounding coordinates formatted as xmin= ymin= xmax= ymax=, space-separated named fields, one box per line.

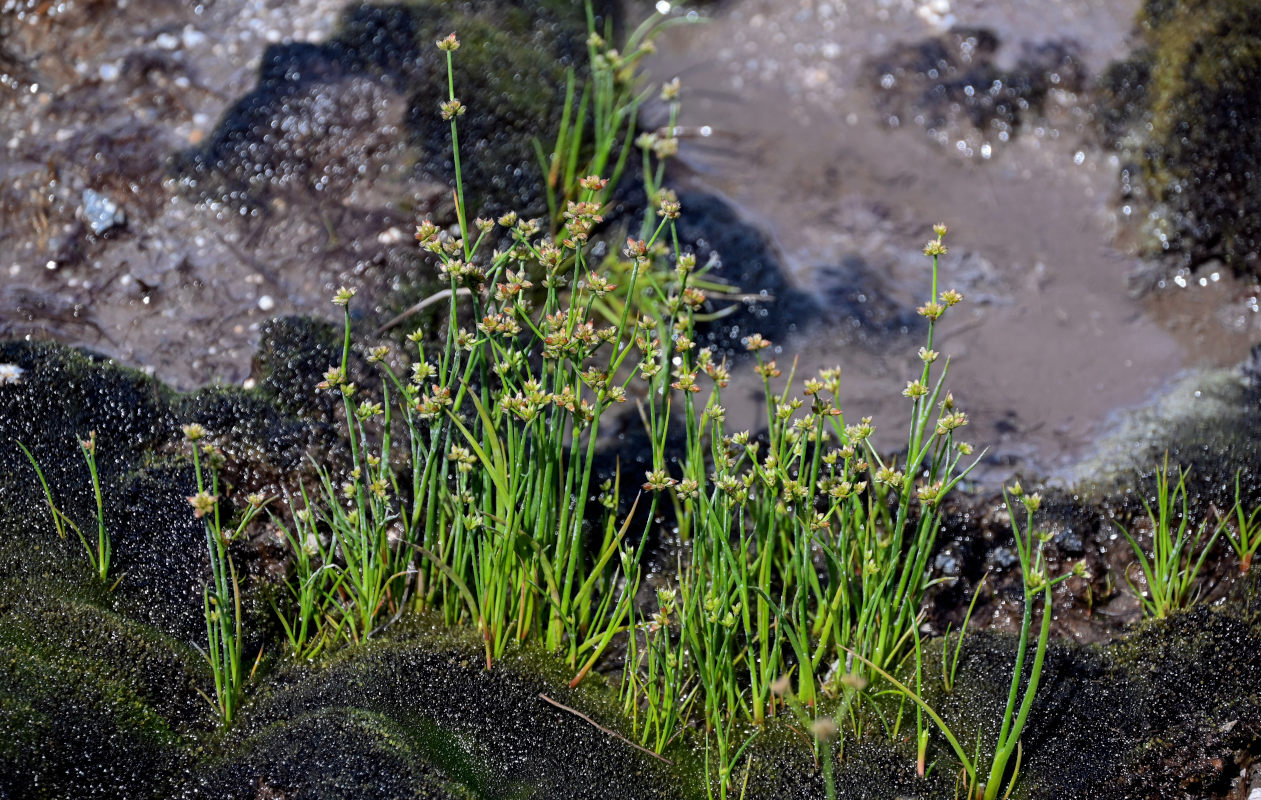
xmin=641 ymin=0 xmax=1261 ymax=482
xmin=1 ymin=0 xmax=1258 ymax=484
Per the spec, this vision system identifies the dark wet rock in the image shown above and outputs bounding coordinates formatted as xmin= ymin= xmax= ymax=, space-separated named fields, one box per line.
xmin=742 ymin=726 xmax=953 ymax=799
xmin=867 ymin=27 xmax=1084 ymax=153
xmin=672 ymin=190 xmax=820 ymax=355
xmin=1095 ymin=0 xmax=1261 ymax=277
xmin=922 ymin=632 xmax=1136 ymax=800
xmin=984 ymin=544 xmax=1018 ymax=572
xmin=814 ymin=254 xmax=925 ymax=341
xmin=1109 ymin=602 xmax=1261 ymax=796
xmin=927 ymin=488 xmax=1127 ymax=643
xmin=175 ymin=0 xmax=608 ymax=218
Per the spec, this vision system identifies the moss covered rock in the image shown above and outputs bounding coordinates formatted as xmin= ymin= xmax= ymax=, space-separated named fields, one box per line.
xmin=1097 ymin=0 xmax=1261 ymax=276
xmin=0 ymin=333 xmax=705 ymax=798
xmin=197 ymin=632 xmax=693 ymax=799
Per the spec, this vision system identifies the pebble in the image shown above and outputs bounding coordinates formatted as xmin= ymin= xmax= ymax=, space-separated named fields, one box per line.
xmin=257 ymin=295 xmax=275 ymax=311
xmin=81 ymin=189 xmax=127 ymax=235
xmin=182 ymin=27 xmax=208 ymax=48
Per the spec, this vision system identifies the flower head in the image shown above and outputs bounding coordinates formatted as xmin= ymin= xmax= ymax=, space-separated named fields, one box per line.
xmin=187 ymin=491 xmax=217 ymax=518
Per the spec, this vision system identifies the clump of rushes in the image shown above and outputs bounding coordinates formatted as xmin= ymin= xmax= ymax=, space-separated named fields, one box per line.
xmin=534 ymin=0 xmax=694 ymax=236
xmin=615 ymin=224 xmax=981 ymax=795
xmin=184 ymin=423 xmax=270 ymax=726
xmin=1116 ymin=455 xmax=1227 ymax=618
xmin=271 ymin=485 xmax=347 ymax=660
xmin=270 ymin=16 xmax=988 ymax=796
xmin=845 ymin=488 xmax=1085 ymax=800
xmin=283 ymin=32 xmax=667 ymax=675
xmin=19 ymin=432 xmax=112 ymax=585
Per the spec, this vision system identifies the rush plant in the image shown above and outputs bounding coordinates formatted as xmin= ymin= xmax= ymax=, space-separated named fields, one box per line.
xmin=19 ymin=433 xmax=112 ymax=585
xmin=844 ymin=488 xmax=1085 ymax=800
xmin=183 ymin=423 xmax=270 ymax=726
xmin=1224 ymin=471 xmax=1261 ymax=574
xmin=1117 ymin=457 xmax=1227 ymax=618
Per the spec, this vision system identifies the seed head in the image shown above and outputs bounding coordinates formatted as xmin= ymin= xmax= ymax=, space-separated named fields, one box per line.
xmin=410 ymin=361 xmax=435 ymax=384
xmin=642 ymin=469 xmax=677 ymax=492
xmin=810 ymin=717 xmax=838 ymax=742
xmin=917 ymin=302 xmax=944 ymax=321
xmin=754 ymin=360 xmax=781 ymax=379
xmin=874 ymin=465 xmax=904 ymax=487
xmin=436 ymin=33 xmax=460 ymax=51
xmin=415 ymin=220 xmax=439 ymax=244
xmin=187 ymin=491 xmax=217 ymax=518
xmin=744 ymin=333 xmax=771 ymax=352
xmin=933 ymin=223 xmax=948 ymax=237
xmin=923 ymin=240 xmax=948 ymax=257
xmin=318 ymin=366 xmax=345 ymax=391
xmin=182 ymin=423 xmax=207 ymax=442
xmin=440 ymin=99 xmax=466 ymax=121
xmin=902 ymin=379 xmax=928 ymax=398
xmin=332 ymin=286 xmax=356 ymax=306
xmin=660 ymin=77 xmax=681 ymax=102
xmin=674 ymin=478 xmax=700 ymax=501
xmin=845 ymin=416 xmax=874 ymax=441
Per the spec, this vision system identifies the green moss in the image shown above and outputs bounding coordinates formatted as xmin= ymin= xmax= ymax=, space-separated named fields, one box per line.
xmin=196 ymin=708 xmax=473 ymax=799
xmin=0 ymin=595 xmax=211 ymax=733
xmin=223 ymin=630 xmax=697 ymax=799
xmin=0 ymin=651 xmax=186 ymax=798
